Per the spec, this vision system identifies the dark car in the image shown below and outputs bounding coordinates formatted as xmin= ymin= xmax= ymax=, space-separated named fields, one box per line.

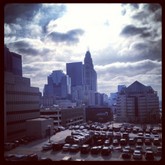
xmin=153 ymin=138 xmax=160 ymax=146
xmin=101 ymin=146 xmax=111 ymax=156
xmin=136 ymin=138 xmax=143 ymax=145
xmin=52 ymin=142 xmax=64 ymax=151
xmin=62 ymin=143 xmax=71 ymax=152
xmin=120 ymin=138 xmax=127 ymax=146
xmin=80 ymin=144 xmax=90 ymax=154
xmin=42 ymin=143 xmax=53 ymax=151
xmin=121 ymin=149 xmax=131 ymax=159
xmin=145 ymin=151 xmax=154 ymax=160
xmin=27 ymin=153 xmax=38 ymax=161
xmin=70 ymin=144 xmax=80 ymax=152
xmin=128 ymin=138 xmax=135 ymax=145
xmin=91 ymin=146 xmax=101 ymax=154
xmin=144 ymin=139 xmax=152 ymax=146
xmin=156 ymin=146 xmax=162 ymax=156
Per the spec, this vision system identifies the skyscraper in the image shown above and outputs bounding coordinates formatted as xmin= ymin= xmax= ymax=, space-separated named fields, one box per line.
xmin=66 ymin=62 xmax=84 ymax=103
xmin=43 ymin=70 xmax=71 ymax=99
xmin=66 ymin=62 xmax=84 ymax=87
xmin=4 ymin=46 xmax=22 ymax=76
xmin=84 ymin=50 xmax=97 ymax=92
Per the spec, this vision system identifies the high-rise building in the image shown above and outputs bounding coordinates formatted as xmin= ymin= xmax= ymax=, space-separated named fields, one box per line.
xmin=43 ymin=70 xmax=71 ymax=99
xmin=66 ymin=62 xmax=84 ymax=104
xmin=66 ymin=62 xmax=84 ymax=87
xmin=4 ymin=46 xmax=22 ymax=76
xmin=116 ymin=81 xmax=160 ymax=123
xmin=84 ymin=50 xmax=97 ymax=91
xmin=83 ymin=50 xmax=97 ymax=106
xmin=4 ymin=47 xmax=40 ymax=142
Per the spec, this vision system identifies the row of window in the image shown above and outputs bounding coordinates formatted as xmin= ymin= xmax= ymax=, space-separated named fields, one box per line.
xmin=7 ymin=129 xmax=26 ymax=136
xmin=6 ymin=90 xmax=39 ymax=96
xmin=6 ymin=101 xmax=39 ymax=104
xmin=7 ymin=109 xmax=39 ymax=115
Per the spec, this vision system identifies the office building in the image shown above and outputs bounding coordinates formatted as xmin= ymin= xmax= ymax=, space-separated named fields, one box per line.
xmin=116 ymin=81 xmax=160 ymax=123
xmin=85 ymin=107 xmax=113 ymax=123
xmin=4 ymin=47 xmax=40 ymax=142
xmin=84 ymin=50 xmax=97 ymax=92
xmin=43 ymin=70 xmax=71 ymax=99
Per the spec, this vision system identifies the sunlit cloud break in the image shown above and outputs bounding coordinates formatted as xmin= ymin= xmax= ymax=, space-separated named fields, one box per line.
xmin=4 ymin=3 xmax=162 ymax=100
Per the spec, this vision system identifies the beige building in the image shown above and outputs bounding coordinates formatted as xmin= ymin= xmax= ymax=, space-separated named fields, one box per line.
xmin=4 ymin=71 xmax=40 ymax=142
xmin=40 ymin=107 xmax=85 ymax=127
xmin=116 ymin=81 xmax=160 ymax=123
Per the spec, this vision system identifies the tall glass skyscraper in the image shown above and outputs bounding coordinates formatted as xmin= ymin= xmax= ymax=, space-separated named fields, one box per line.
xmin=43 ymin=70 xmax=71 ymax=99
xmin=66 ymin=62 xmax=84 ymax=87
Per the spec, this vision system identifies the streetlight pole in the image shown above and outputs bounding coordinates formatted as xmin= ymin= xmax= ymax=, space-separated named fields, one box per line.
xmin=47 ymin=125 xmax=51 ymax=143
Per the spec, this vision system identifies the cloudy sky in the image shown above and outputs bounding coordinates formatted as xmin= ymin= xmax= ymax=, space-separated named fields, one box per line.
xmin=4 ymin=3 xmax=162 ymax=100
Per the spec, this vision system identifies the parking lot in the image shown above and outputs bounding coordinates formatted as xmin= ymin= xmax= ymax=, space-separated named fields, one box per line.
xmin=4 ymin=122 xmax=162 ymax=161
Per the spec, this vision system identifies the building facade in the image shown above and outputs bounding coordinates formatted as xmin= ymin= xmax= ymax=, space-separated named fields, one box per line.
xmin=4 ymin=47 xmax=40 ymax=142
xmin=83 ymin=50 xmax=97 ymax=92
xmin=43 ymin=70 xmax=71 ymax=99
xmin=40 ymin=107 xmax=85 ymax=127
xmin=116 ymin=81 xmax=160 ymax=123
xmin=66 ymin=50 xmax=98 ymax=106
xmin=4 ymin=72 xmax=40 ymax=142
xmin=66 ymin=62 xmax=85 ymax=104
xmin=85 ymin=107 xmax=113 ymax=123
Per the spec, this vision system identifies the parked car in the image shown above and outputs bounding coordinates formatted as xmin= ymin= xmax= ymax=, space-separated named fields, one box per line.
xmin=91 ymin=146 xmax=101 ymax=154
xmin=42 ymin=143 xmax=53 ymax=151
xmin=156 ymin=146 xmax=162 ymax=156
xmin=153 ymin=138 xmax=160 ymax=146
xmin=136 ymin=138 xmax=143 ymax=145
xmin=121 ymin=149 xmax=131 ymax=159
xmin=62 ymin=143 xmax=71 ymax=152
xmin=52 ymin=142 xmax=64 ymax=151
xmin=113 ymin=139 xmax=119 ymax=146
xmin=80 ymin=144 xmax=90 ymax=154
xmin=144 ymin=139 xmax=152 ymax=145
xmin=145 ymin=151 xmax=154 ymax=160
xmin=101 ymin=146 xmax=111 ymax=155
xmin=27 ymin=153 xmax=38 ymax=161
xmin=61 ymin=156 xmax=72 ymax=161
xmin=128 ymin=138 xmax=135 ymax=145
xmin=133 ymin=150 xmax=142 ymax=160
xmin=70 ymin=144 xmax=80 ymax=152
xmin=120 ymin=138 xmax=127 ymax=146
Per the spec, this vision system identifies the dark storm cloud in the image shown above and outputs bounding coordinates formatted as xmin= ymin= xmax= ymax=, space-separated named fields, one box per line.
xmin=120 ymin=25 xmax=148 ymax=37
xmin=132 ymin=3 xmax=161 ymax=22
xmin=4 ymin=4 xmax=42 ymax=23
xmin=7 ymin=39 xmax=50 ymax=57
xmin=4 ymin=4 xmax=67 ymax=39
xmin=48 ymin=29 xmax=84 ymax=44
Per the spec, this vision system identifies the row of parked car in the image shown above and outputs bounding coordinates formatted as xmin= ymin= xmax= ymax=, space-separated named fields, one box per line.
xmin=4 ymin=136 xmax=37 ymax=151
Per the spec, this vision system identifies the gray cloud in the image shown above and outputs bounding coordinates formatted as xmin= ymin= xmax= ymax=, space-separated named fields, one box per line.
xmin=4 ymin=4 xmax=67 ymax=41
xmin=4 ymin=4 xmax=42 ymax=24
xmin=47 ymin=29 xmax=84 ymax=44
xmin=120 ymin=25 xmax=149 ymax=37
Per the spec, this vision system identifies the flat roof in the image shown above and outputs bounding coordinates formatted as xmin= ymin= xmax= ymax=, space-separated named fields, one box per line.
xmin=26 ymin=117 xmax=52 ymax=121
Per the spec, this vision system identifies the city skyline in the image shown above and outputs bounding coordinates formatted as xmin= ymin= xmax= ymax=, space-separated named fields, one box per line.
xmin=4 ymin=3 xmax=162 ymax=100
